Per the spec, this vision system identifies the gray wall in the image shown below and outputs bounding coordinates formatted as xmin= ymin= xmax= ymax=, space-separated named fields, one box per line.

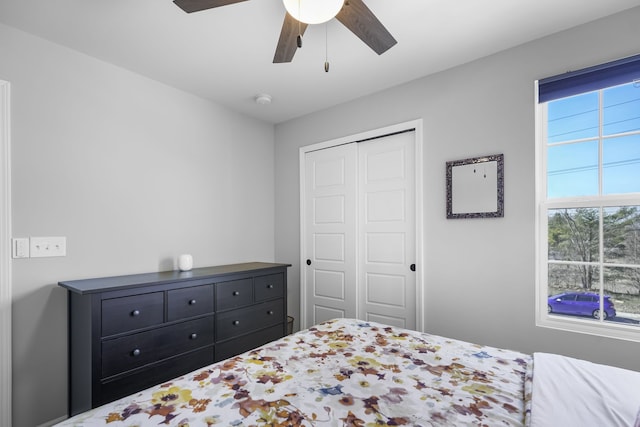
xmin=1 ymin=24 xmax=276 ymax=427
xmin=275 ymin=6 xmax=640 ymax=369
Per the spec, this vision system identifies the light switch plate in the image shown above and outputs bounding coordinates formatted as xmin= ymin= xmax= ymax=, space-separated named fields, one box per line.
xmin=12 ymin=238 xmax=30 ymax=258
xmin=30 ymin=236 xmax=66 ymax=258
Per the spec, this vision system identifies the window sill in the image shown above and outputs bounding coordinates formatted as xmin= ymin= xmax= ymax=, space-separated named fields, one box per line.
xmin=536 ymin=313 xmax=640 ymax=343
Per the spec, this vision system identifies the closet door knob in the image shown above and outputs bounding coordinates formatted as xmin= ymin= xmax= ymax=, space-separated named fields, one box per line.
xmin=233 ymin=291 xmax=240 ymax=296
xmin=410 ymin=264 xmax=416 ymax=272
xmin=267 ymin=284 xmax=274 ymax=289
xmin=306 ymin=259 xmax=311 ymax=265
xmin=190 ymin=333 xmax=198 ymax=340
xmin=131 ymin=349 xmax=141 ymax=357
xmin=189 ymin=299 xmax=197 ymax=305
xmin=267 ymin=310 xmax=274 ymax=315
xmin=232 ymin=320 xmax=240 ymax=326
xmin=131 ymin=309 xmax=140 ymax=317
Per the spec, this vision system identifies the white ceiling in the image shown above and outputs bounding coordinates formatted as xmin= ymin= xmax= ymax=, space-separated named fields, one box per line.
xmin=1 ymin=0 xmax=639 ymax=124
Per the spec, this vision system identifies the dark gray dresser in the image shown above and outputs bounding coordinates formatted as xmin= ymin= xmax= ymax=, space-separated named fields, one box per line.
xmin=59 ymin=262 xmax=290 ymax=416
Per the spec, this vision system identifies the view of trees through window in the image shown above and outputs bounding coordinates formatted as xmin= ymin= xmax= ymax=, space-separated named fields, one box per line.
xmin=545 ymin=81 xmax=640 ymax=327
xmin=547 ymin=206 xmax=640 ymax=324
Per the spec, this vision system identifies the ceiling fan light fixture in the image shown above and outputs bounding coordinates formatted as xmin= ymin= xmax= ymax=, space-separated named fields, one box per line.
xmin=282 ymin=0 xmax=344 ymax=24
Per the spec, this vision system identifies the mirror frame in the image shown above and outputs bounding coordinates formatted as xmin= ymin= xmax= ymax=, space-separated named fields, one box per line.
xmin=446 ymin=153 xmax=504 ymax=219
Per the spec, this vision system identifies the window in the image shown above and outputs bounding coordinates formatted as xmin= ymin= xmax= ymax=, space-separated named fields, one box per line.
xmin=536 ymin=54 xmax=640 ymax=341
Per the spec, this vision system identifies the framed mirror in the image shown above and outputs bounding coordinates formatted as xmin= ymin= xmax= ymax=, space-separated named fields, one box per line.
xmin=446 ymin=154 xmax=504 ymax=219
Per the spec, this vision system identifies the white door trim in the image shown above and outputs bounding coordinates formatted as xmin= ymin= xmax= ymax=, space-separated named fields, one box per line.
xmin=299 ymin=119 xmax=425 ymax=331
xmin=0 ymin=80 xmax=12 ymax=427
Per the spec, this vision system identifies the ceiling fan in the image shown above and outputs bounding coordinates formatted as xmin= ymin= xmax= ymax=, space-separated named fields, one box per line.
xmin=172 ymin=0 xmax=397 ymax=64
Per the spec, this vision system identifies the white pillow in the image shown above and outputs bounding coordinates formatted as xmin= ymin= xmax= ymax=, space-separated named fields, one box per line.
xmin=530 ymin=352 xmax=640 ymax=427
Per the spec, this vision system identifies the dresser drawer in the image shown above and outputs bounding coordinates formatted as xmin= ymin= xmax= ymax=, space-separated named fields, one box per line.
xmin=254 ymin=273 xmax=284 ymax=302
xmin=101 ymin=292 xmax=164 ymax=336
xmin=102 ymin=316 xmax=214 ymax=378
xmin=215 ymin=324 xmax=284 ymax=361
xmin=100 ymin=346 xmax=214 ymax=406
xmin=215 ymin=278 xmax=253 ymax=311
xmin=216 ymin=299 xmax=284 ymax=341
xmin=167 ymin=285 xmax=214 ymax=321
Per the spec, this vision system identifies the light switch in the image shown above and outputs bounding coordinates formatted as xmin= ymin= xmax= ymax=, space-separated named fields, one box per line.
xmin=30 ymin=236 xmax=67 ymax=258
xmin=12 ymin=238 xmax=29 ymax=258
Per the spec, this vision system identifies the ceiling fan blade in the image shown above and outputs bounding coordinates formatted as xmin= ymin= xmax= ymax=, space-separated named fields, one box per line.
xmin=273 ymin=13 xmax=308 ymax=63
xmin=336 ymin=0 xmax=397 ymax=55
xmin=173 ymin=0 xmax=248 ymax=13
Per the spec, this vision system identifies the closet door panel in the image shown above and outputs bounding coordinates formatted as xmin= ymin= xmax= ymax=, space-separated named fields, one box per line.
xmin=359 ymin=131 xmax=416 ymax=329
xmin=304 ymin=144 xmax=358 ymax=327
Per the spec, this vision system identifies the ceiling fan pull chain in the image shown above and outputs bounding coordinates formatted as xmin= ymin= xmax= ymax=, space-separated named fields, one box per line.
xmin=324 ymin=23 xmax=330 ymax=72
xmin=296 ymin=0 xmax=303 ymax=48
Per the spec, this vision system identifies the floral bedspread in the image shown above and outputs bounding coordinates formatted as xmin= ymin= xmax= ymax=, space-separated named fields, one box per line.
xmin=56 ymin=318 xmax=531 ymax=426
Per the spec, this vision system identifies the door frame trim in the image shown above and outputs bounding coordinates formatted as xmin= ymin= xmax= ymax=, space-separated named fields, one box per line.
xmin=299 ymin=119 xmax=425 ymax=331
xmin=0 ymin=80 xmax=12 ymax=427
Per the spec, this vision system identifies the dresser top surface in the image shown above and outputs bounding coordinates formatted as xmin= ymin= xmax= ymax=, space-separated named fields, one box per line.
xmin=59 ymin=262 xmax=291 ymax=295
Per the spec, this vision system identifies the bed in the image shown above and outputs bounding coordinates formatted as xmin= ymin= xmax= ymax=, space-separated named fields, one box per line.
xmin=55 ymin=318 xmax=640 ymax=426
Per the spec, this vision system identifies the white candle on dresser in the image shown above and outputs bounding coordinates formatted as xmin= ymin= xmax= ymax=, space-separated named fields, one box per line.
xmin=178 ymin=254 xmax=193 ymax=271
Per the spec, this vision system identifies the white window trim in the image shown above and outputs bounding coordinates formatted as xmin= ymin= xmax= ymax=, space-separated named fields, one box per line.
xmin=534 ymin=81 xmax=640 ymax=343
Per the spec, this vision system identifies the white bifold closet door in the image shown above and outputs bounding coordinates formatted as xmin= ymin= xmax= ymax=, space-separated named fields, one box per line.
xmin=303 ymin=130 xmax=416 ymax=330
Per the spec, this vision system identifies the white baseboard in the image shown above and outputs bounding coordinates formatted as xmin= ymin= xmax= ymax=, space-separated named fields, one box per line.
xmin=37 ymin=415 xmax=68 ymax=427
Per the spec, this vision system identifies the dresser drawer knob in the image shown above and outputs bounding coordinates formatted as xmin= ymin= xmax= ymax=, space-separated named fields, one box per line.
xmin=232 ymin=291 xmax=240 ymax=296
xmin=190 ymin=333 xmax=198 ymax=340
xmin=189 ymin=299 xmax=197 ymax=305
xmin=232 ymin=320 xmax=240 ymax=326
xmin=267 ymin=310 xmax=274 ymax=315
xmin=131 ymin=309 xmax=141 ymax=317
xmin=267 ymin=284 xmax=274 ymax=289
xmin=131 ymin=349 xmax=141 ymax=357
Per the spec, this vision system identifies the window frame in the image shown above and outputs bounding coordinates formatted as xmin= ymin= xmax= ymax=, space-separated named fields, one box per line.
xmin=535 ymin=80 xmax=640 ymax=343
